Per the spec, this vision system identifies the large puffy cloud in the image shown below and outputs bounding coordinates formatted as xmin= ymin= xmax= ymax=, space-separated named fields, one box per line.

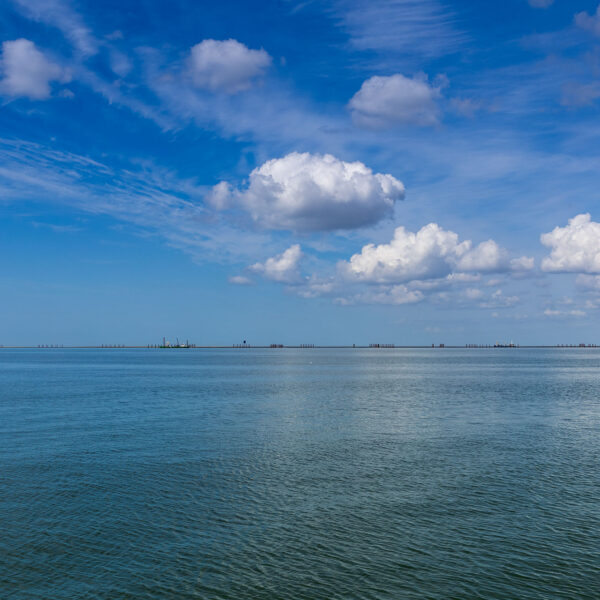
xmin=210 ymin=152 xmax=405 ymax=231
xmin=188 ymin=39 xmax=271 ymax=93
xmin=249 ymin=244 xmax=303 ymax=283
xmin=241 ymin=225 xmax=532 ymax=310
xmin=342 ymin=224 xmax=468 ymax=283
xmin=340 ymin=223 xmax=532 ymax=283
xmin=0 ymin=39 xmax=69 ymax=99
xmin=541 ymin=214 xmax=600 ymax=273
xmin=575 ymin=5 xmax=600 ymax=36
xmin=348 ymin=74 xmax=442 ymax=128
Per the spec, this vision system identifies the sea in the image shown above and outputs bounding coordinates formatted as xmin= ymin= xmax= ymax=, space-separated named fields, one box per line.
xmin=1 ymin=348 xmax=599 ymax=599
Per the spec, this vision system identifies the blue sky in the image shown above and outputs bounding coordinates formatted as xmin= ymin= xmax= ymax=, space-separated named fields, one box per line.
xmin=2 ymin=0 xmax=600 ymax=345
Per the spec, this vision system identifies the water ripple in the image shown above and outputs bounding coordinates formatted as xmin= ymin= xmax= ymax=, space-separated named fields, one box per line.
xmin=1 ymin=348 xmax=599 ymax=599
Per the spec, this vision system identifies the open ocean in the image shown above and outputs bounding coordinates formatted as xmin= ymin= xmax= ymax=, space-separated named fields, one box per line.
xmin=1 ymin=348 xmax=599 ymax=599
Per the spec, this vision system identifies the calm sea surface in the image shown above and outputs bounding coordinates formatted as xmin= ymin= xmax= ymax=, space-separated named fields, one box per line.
xmin=1 ymin=348 xmax=599 ymax=599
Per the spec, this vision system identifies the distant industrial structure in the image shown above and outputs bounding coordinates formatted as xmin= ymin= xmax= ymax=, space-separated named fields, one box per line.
xmin=152 ymin=337 xmax=195 ymax=348
xmin=2 ymin=340 xmax=599 ymax=349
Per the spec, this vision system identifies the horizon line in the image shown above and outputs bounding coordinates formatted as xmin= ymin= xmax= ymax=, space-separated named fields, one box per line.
xmin=0 ymin=344 xmax=598 ymax=350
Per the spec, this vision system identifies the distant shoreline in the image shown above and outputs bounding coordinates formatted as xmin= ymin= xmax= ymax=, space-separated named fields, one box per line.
xmin=0 ymin=345 xmax=598 ymax=350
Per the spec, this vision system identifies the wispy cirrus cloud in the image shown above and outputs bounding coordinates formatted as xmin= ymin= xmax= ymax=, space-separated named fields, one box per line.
xmin=330 ymin=0 xmax=464 ymax=65
xmin=0 ymin=138 xmax=274 ymax=263
xmin=575 ymin=4 xmax=600 ymax=37
xmin=11 ymin=0 xmax=98 ymax=57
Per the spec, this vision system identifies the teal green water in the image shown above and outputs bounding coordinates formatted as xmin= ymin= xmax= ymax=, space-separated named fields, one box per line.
xmin=1 ymin=348 xmax=599 ymax=599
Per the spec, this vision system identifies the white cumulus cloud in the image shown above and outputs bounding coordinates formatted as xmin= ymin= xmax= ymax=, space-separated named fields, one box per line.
xmin=348 ymin=74 xmax=443 ymax=128
xmin=249 ymin=244 xmax=303 ymax=283
xmin=541 ymin=214 xmax=600 ymax=273
xmin=510 ymin=256 xmax=535 ymax=271
xmin=210 ymin=152 xmax=404 ymax=231
xmin=575 ymin=5 xmax=600 ymax=36
xmin=340 ymin=223 xmax=531 ymax=284
xmin=188 ymin=39 xmax=271 ymax=93
xmin=0 ymin=39 xmax=69 ymax=99
xmin=455 ymin=239 xmax=507 ymax=272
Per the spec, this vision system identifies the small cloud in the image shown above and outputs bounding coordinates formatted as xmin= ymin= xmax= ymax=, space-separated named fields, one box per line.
xmin=544 ymin=308 xmax=586 ymax=317
xmin=510 ymin=256 xmax=535 ymax=271
xmin=479 ymin=289 xmax=520 ymax=309
xmin=449 ymin=273 xmax=481 ymax=283
xmin=348 ymin=73 xmax=443 ymax=128
xmin=449 ymin=97 xmax=483 ymax=117
xmin=110 ymin=50 xmax=133 ymax=78
xmin=575 ymin=5 xmax=600 ymax=36
xmin=249 ymin=244 xmax=303 ymax=284
xmin=0 ymin=39 xmax=70 ymax=100
xmin=585 ymin=298 xmax=600 ymax=309
xmin=576 ymin=274 xmax=600 ymax=291
xmin=335 ymin=285 xmax=424 ymax=306
xmin=106 ymin=30 xmax=124 ymax=41
xmin=296 ymin=276 xmax=337 ymax=299
xmin=228 ymin=275 xmax=253 ymax=285
xmin=456 ymin=239 xmax=508 ymax=272
xmin=486 ymin=278 xmax=503 ymax=287
xmin=31 ymin=221 xmax=82 ymax=233
xmin=541 ymin=213 xmax=600 ymax=273
xmin=188 ymin=39 xmax=271 ymax=93
xmin=464 ymin=287 xmax=483 ymax=300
